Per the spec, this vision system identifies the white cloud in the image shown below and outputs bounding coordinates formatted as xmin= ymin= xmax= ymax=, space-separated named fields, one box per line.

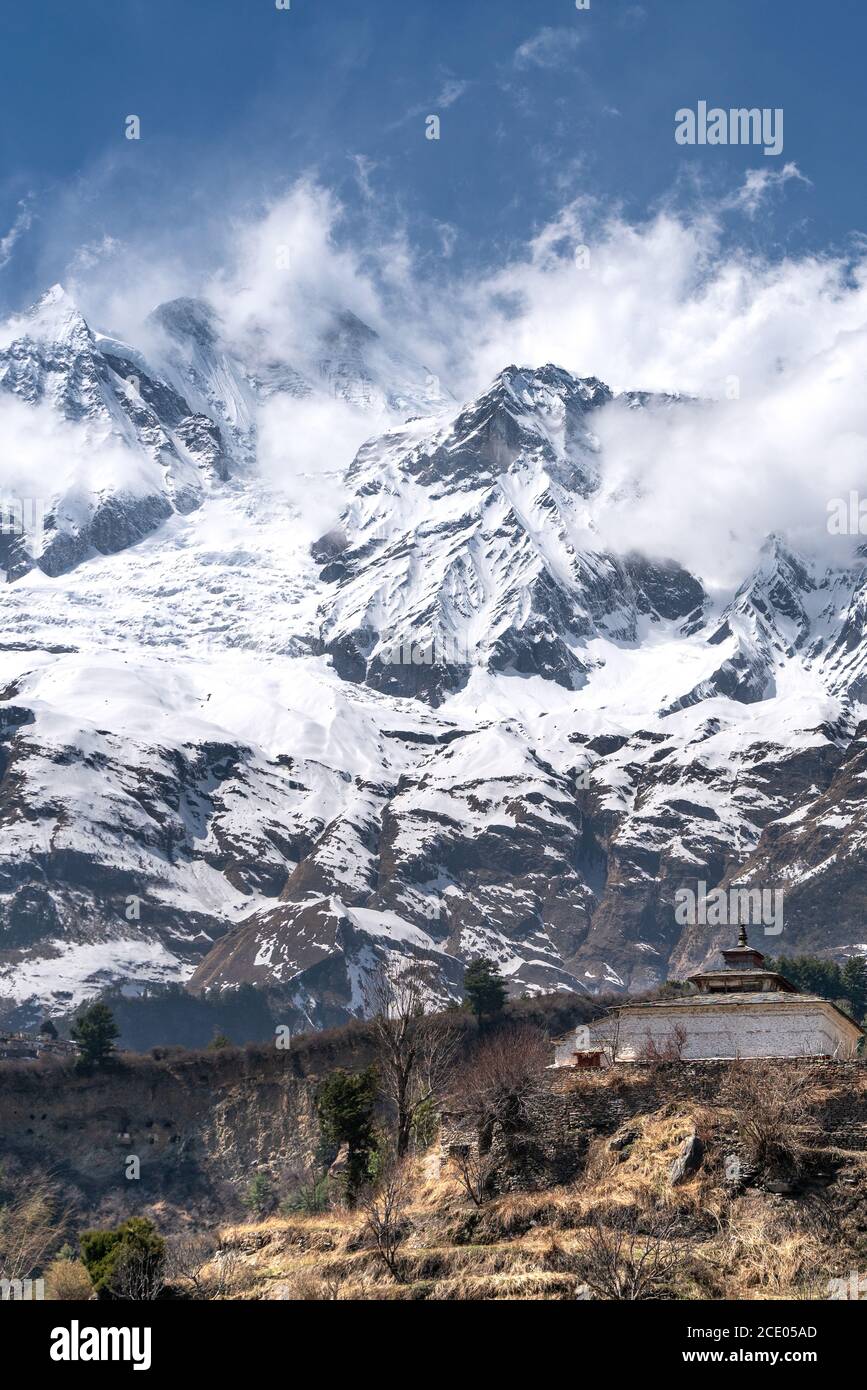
xmin=203 ymin=182 xmax=389 ymax=364
xmin=388 ymin=74 xmax=470 ymax=130
xmin=256 ymin=392 xmax=372 ymax=541
xmin=588 ymin=356 xmax=867 ymax=589
xmin=0 ymin=201 xmax=33 ymax=270
xmin=67 ymin=234 xmax=123 ymax=275
xmin=435 ymin=196 xmax=867 ymax=588
xmin=436 ymin=78 xmax=470 ymax=108
xmin=514 ymin=27 xmax=584 ymax=71
xmin=350 ymin=154 xmax=378 ymax=202
xmin=36 ymin=173 xmax=867 ymax=593
xmin=728 ymin=162 xmax=811 ymax=216
xmin=0 ymin=393 xmax=163 ymax=543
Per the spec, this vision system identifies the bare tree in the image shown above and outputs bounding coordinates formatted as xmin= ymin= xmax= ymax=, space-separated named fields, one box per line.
xmin=367 ymin=961 xmax=460 ymax=1156
xmin=581 ymin=1208 xmax=684 ymax=1301
xmin=594 ymin=1010 xmax=624 ymax=1066
xmin=446 ymin=1025 xmax=550 ymax=1200
xmin=207 ymin=1248 xmax=253 ymax=1300
xmin=362 ymin=1154 xmax=413 ymax=1284
xmin=163 ymin=1233 xmax=218 ymax=1298
xmin=637 ymin=1023 xmax=688 ymax=1068
xmin=0 ymin=1176 xmax=63 ymax=1284
xmin=105 ymin=1248 xmax=164 ymax=1302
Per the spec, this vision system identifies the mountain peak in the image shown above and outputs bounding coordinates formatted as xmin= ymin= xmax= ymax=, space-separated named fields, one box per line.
xmin=150 ymin=296 xmax=219 ymax=350
xmin=497 ymin=363 xmax=612 ymax=400
xmin=753 ymin=534 xmax=813 ymax=588
xmin=6 ymin=282 xmax=92 ymax=347
xmin=38 ymin=283 xmax=73 ymax=308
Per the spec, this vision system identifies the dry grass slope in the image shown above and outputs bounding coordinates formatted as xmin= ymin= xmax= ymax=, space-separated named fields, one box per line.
xmin=206 ymin=1064 xmax=867 ymax=1301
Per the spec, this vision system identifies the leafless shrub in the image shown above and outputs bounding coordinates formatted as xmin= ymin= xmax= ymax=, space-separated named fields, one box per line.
xmin=446 ymin=1025 xmax=551 ymax=1199
xmin=637 ymin=1024 xmax=688 ymax=1068
xmin=163 ymin=1233 xmax=219 ymax=1298
xmin=0 ymin=1176 xmax=63 ymax=1284
xmin=580 ymin=1208 xmax=685 ymax=1301
xmin=204 ymin=1248 xmax=255 ymax=1300
xmin=362 ymin=1155 xmax=413 ymax=1284
xmin=285 ymin=1268 xmax=348 ymax=1300
xmin=162 ymin=1238 xmax=254 ymax=1301
xmin=318 ymin=1268 xmax=349 ymax=1300
xmin=104 ymin=1248 xmax=164 ymax=1302
xmin=450 ymin=1143 xmax=499 ymax=1208
xmin=593 ymin=1011 xmax=624 ymax=1066
xmin=449 ymin=1024 xmax=550 ymax=1140
xmin=720 ymin=1060 xmax=821 ymax=1178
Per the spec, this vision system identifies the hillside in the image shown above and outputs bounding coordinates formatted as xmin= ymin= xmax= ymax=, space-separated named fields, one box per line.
xmin=215 ymin=1087 xmax=866 ymax=1302
xmin=1 ymin=1010 xmax=865 ymax=1301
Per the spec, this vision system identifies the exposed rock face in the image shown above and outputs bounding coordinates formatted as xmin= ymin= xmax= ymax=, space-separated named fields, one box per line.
xmin=669 ymin=1132 xmax=705 ymax=1186
xmin=0 ymin=1046 xmax=353 ymax=1203
xmin=441 ymin=1058 xmax=867 ymax=1199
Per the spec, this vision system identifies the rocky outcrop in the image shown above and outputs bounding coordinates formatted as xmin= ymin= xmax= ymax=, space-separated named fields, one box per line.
xmin=0 ymin=1040 xmax=375 ymax=1208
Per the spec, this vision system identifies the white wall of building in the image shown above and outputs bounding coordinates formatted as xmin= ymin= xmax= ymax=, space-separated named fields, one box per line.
xmin=590 ymin=1000 xmax=860 ymax=1062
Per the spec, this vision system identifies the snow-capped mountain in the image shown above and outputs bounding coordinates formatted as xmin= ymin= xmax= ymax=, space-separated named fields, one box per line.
xmin=0 ymin=286 xmax=448 ymax=581
xmin=314 ymin=364 xmax=704 ymax=703
xmin=0 ymin=286 xmax=206 ymax=579
xmin=1 ymin=286 xmax=866 ymax=1030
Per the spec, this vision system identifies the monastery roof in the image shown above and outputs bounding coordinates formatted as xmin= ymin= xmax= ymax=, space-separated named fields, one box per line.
xmin=600 ymin=932 xmax=864 ymax=1039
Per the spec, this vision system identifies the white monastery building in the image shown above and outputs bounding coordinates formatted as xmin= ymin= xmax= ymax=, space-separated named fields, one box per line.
xmin=559 ymin=929 xmax=864 ymax=1065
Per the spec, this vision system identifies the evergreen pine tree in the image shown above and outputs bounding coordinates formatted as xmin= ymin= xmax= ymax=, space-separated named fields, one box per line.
xmin=70 ymin=1002 xmax=120 ymax=1069
xmin=317 ymin=1067 xmax=378 ymax=1203
xmin=463 ymin=957 xmax=507 ymax=1026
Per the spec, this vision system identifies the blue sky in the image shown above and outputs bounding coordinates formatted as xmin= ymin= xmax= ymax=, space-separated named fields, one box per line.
xmin=1 ymin=0 xmax=866 ymax=315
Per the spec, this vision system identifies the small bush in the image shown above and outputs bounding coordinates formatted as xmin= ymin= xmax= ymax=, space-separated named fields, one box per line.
xmin=80 ymin=1217 xmax=165 ymax=1301
xmin=720 ymin=1060 xmax=820 ymax=1178
xmin=280 ymin=1172 xmax=330 ymax=1216
xmin=44 ymin=1254 xmax=94 ymax=1301
xmin=242 ymin=1173 xmax=276 ymax=1219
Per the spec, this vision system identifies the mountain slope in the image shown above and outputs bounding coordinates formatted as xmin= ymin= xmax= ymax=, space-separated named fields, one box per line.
xmin=0 ymin=296 xmax=866 ymax=1027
